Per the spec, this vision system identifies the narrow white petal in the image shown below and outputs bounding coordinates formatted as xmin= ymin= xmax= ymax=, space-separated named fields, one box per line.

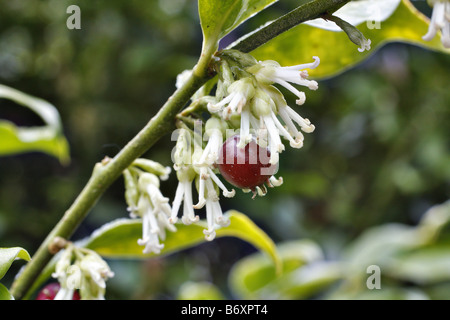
xmin=207 ymin=167 xmax=235 ymax=198
xmin=170 ymin=182 xmax=184 ymax=223
xmin=285 ymin=106 xmax=315 ymax=133
xmin=194 ymin=174 xmax=206 ymax=209
xmin=273 ymin=78 xmax=306 ymax=104
xmin=208 ymin=94 xmax=233 ymax=113
xmin=279 ymin=56 xmax=320 ymax=71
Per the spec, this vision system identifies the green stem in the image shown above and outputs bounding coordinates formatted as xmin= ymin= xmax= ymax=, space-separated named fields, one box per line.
xmin=10 ymin=0 xmax=352 ymax=300
xmin=230 ymin=0 xmax=351 ymax=53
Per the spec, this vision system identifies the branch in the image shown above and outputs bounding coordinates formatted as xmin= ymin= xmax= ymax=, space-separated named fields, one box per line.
xmin=230 ymin=0 xmax=351 ymax=53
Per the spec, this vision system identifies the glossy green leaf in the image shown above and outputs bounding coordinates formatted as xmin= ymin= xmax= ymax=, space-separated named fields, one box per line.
xmin=229 ymin=240 xmax=326 ymax=299
xmin=0 ymin=283 xmax=14 ymax=300
xmin=0 ymin=84 xmax=70 ymax=164
xmin=85 ymin=210 xmax=281 ymax=272
xmin=249 ymin=0 xmax=450 ymax=79
xmin=199 ymin=0 xmax=277 ymax=49
xmin=0 ymin=247 xmax=31 ymax=280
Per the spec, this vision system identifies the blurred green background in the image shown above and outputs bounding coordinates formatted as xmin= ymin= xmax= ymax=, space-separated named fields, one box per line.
xmin=0 ymin=0 xmax=449 ymax=299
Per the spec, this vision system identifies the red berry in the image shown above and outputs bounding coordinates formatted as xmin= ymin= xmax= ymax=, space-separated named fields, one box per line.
xmin=217 ymin=135 xmax=278 ymax=190
xmin=36 ymin=282 xmax=80 ymax=300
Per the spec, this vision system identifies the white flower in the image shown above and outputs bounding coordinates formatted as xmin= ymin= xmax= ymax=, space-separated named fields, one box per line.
xmin=207 ymin=56 xmax=319 ymax=165
xmin=170 ymin=166 xmax=199 ymax=225
xmin=133 ymin=172 xmax=176 ymax=254
xmin=192 ymin=148 xmax=235 ymax=210
xmin=267 ymin=85 xmax=316 ymax=149
xmin=171 ymin=163 xmax=233 ymax=241
xmin=230 ymin=87 xmax=283 ymax=165
xmin=52 ymin=245 xmax=73 ymax=282
xmin=202 ymin=177 xmax=231 ymax=241
xmin=79 ymin=253 xmax=114 ymax=300
xmin=208 ymin=77 xmax=255 ymax=119
xmin=52 ymin=248 xmax=79 ymax=300
xmin=52 ymin=245 xmax=114 ymax=300
xmin=203 ymin=198 xmax=230 ymax=241
xmin=195 ymin=118 xmax=226 ymax=166
xmin=251 ymin=56 xmax=320 ymax=105
xmin=423 ymin=0 xmax=450 ymax=48
xmin=170 ymin=129 xmax=235 ymax=240
xmin=239 ymin=84 xmax=316 ymax=164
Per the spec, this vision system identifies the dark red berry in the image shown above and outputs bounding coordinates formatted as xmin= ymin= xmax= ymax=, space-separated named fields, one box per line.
xmin=36 ymin=282 xmax=80 ymax=300
xmin=217 ymin=135 xmax=278 ymax=190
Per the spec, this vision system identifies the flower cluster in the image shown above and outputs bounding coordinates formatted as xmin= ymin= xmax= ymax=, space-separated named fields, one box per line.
xmin=423 ymin=0 xmax=450 ymax=48
xmin=122 ymin=50 xmax=320 ymax=248
xmin=122 ymin=159 xmax=174 ymax=254
xmin=166 ymin=50 xmax=320 ymax=240
xmin=52 ymin=243 xmax=114 ymax=300
xmin=207 ymin=50 xmax=319 ymax=166
xmin=170 ymin=122 xmax=235 ymax=241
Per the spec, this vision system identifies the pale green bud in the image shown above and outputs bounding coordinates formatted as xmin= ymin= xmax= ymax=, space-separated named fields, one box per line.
xmin=220 ymin=49 xmax=258 ymax=68
xmin=329 ymin=15 xmax=371 ymax=52
xmin=205 ymin=117 xmax=227 ymax=137
xmin=173 ymin=128 xmax=193 ymax=167
xmin=132 ymin=158 xmax=171 ymax=180
xmin=138 ymin=172 xmax=160 ymax=193
xmin=250 ymin=88 xmax=276 ymax=117
xmin=227 ymin=76 xmax=255 ymax=98
xmin=123 ymin=169 xmax=139 ymax=210
xmin=176 ymin=165 xmax=196 ymax=182
xmin=248 ymin=60 xmax=279 ymax=85
xmin=261 ymin=85 xmax=286 ymax=112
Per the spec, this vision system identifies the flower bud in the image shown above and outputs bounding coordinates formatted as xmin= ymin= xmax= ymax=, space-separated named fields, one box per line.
xmin=329 ymin=15 xmax=371 ymax=52
xmin=132 ymin=158 xmax=171 ymax=181
xmin=220 ymin=49 xmax=258 ymax=68
xmin=138 ymin=172 xmax=160 ymax=193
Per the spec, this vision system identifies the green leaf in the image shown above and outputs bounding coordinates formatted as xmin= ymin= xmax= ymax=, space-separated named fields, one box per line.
xmin=177 ymin=281 xmax=225 ymax=300
xmin=249 ymin=0 xmax=450 ymax=80
xmin=0 ymin=247 xmax=31 ymax=280
xmin=257 ymin=261 xmax=342 ymax=299
xmin=229 ymin=240 xmax=327 ymax=299
xmin=0 ymin=283 xmax=14 ymax=300
xmin=84 ymin=210 xmax=281 ymax=272
xmin=0 ymin=84 xmax=70 ymax=164
xmin=342 ymin=223 xmax=421 ymax=277
xmin=387 ymin=248 xmax=450 ymax=285
xmin=198 ymin=0 xmax=277 ymax=50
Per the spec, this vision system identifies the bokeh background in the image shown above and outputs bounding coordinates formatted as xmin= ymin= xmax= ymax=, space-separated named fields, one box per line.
xmin=0 ymin=0 xmax=449 ymax=299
